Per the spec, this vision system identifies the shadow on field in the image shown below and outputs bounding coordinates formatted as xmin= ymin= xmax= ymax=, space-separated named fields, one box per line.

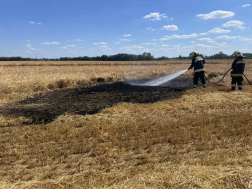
xmin=0 ymin=77 xmax=193 ymax=124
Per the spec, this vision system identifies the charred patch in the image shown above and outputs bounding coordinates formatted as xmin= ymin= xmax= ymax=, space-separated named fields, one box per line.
xmin=0 ymin=77 xmax=193 ymax=124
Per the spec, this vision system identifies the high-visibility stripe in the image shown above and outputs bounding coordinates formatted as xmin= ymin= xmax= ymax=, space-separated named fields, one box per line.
xmin=231 ymin=84 xmax=236 ymax=87
xmin=236 ymin=62 xmax=245 ymax=64
xmin=193 ymin=85 xmax=197 ymax=88
xmin=194 ymin=69 xmax=205 ymax=73
xmin=196 ymin=59 xmax=203 ymax=62
xmin=231 ymin=74 xmax=243 ymax=77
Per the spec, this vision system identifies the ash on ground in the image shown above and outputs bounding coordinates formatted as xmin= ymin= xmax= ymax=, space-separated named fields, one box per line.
xmin=0 ymin=76 xmax=194 ymax=124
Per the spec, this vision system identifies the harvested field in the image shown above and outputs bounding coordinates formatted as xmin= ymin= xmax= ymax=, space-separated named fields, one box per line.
xmin=0 ymin=60 xmax=252 ymax=188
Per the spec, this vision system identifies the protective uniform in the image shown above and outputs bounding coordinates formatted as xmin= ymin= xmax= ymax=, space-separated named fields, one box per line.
xmin=188 ymin=51 xmax=206 ymax=88
xmin=231 ymin=52 xmax=245 ymax=90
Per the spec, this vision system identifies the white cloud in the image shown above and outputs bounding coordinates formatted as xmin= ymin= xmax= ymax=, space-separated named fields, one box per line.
xmin=121 ymin=45 xmax=144 ymax=49
xmin=216 ymin=35 xmax=241 ymax=39
xmin=152 ymin=39 xmax=158 ymax=41
xmin=119 ymin=39 xmax=131 ymax=41
xmin=197 ymin=38 xmax=216 ymax=43
xmin=161 ymin=25 xmax=179 ymax=31
xmin=97 ymin=46 xmax=112 ymax=50
xmin=239 ymin=38 xmax=252 ymax=42
xmin=42 ymin=42 xmax=60 ymax=45
xmin=192 ymin=43 xmax=229 ymax=49
xmin=25 ymin=43 xmax=40 ymax=51
xmin=27 ymin=40 xmax=30 ymax=42
xmin=215 ymin=43 xmax=228 ymax=47
xmin=147 ymin=43 xmax=157 ymax=46
xmin=242 ymin=4 xmax=251 ymax=7
xmin=115 ymin=42 xmax=121 ymax=44
xmin=199 ymin=33 xmax=208 ymax=36
xmin=194 ymin=44 xmax=214 ymax=48
xmin=142 ymin=43 xmax=152 ymax=45
xmin=146 ymin=27 xmax=156 ymax=31
xmin=123 ymin=34 xmax=131 ymax=37
xmin=208 ymin=27 xmax=231 ymax=34
xmin=160 ymin=33 xmax=198 ymax=41
xmin=131 ymin=45 xmax=144 ymax=49
xmin=25 ymin=43 xmax=32 ymax=48
xmin=197 ymin=38 xmax=212 ymax=41
xmin=89 ymin=48 xmax=95 ymax=50
xmin=222 ymin=20 xmax=245 ymax=29
xmin=75 ymin=39 xmax=84 ymax=42
xmin=161 ymin=44 xmax=170 ymax=47
xmin=29 ymin=21 xmax=42 ymax=25
xmin=143 ymin=12 xmax=168 ymax=21
xmin=60 ymin=45 xmax=76 ymax=49
xmin=30 ymin=48 xmax=39 ymax=51
xmin=170 ymin=18 xmax=174 ymax=20
xmin=197 ymin=38 xmax=214 ymax=41
xmin=94 ymin=42 xmax=107 ymax=45
xmin=196 ymin=10 xmax=235 ymax=20
xmin=191 ymin=41 xmax=195 ymax=44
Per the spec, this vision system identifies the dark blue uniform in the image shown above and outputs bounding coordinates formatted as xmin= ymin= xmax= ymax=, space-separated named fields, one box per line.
xmin=189 ymin=55 xmax=206 ymax=87
xmin=231 ymin=57 xmax=245 ymax=90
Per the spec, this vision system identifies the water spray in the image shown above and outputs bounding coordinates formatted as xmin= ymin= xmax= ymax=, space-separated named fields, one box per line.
xmin=129 ymin=69 xmax=188 ymax=87
xmin=128 ymin=67 xmax=252 ymax=87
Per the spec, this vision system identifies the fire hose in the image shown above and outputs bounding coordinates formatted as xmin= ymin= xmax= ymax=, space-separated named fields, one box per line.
xmin=204 ymin=68 xmax=252 ymax=85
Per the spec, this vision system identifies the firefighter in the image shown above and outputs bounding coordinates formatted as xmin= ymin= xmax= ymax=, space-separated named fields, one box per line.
xmin=188 ymin=51 xmax=206 ymax=88
xmin=231 ymin=51 xmax=245 ymax=90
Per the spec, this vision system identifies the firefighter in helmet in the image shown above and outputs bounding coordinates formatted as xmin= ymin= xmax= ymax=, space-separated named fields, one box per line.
xmin=231 ymin=51 xmax=245 ymax=90
xmin=188 ymin=51 xmax=206 ymax=88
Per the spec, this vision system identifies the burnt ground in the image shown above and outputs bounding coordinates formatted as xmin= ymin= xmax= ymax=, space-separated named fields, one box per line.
xmin=0 ymin=77 xmax=193 ymax=124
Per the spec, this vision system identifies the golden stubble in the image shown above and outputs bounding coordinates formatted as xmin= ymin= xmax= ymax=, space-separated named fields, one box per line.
xmin=0 ymin=60 xmax=252 ymax=188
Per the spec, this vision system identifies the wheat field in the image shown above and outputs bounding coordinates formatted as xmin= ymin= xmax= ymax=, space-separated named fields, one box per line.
xmin=0 ymin=60 xmax=252 ymax=189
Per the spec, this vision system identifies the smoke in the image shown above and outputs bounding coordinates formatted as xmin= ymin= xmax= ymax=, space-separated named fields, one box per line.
xmin=128 ymin=69 xmax=188 ymax=87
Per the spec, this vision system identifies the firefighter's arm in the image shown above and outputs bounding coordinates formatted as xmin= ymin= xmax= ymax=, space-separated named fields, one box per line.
xmin=188 ymin=59 xmax=194 ymax=70
xmin=231 ymin=59 xmax=236 ymax=69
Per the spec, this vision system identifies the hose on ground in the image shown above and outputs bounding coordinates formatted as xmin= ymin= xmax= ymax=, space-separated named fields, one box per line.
xmin=204 ymin=68 xmax=232 ymax=84
xmin=204 ymin=68 xmax=252 ymax=85
xmin=243 ymin=74 xmax=252 ymax=85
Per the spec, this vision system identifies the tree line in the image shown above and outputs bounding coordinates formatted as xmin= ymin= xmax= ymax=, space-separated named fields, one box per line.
xmin=0 ymin=52 xmax=251 ymax=61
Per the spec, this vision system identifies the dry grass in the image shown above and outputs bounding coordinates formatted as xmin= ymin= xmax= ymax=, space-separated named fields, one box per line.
xmin=0 ymin=61 xmax=190 ymax=103
xmin=0 ymin=60 xmax=252 ymax=188
xmin=0 ymin=60 xmax=241 ymax=66
xmin=0 ymin=60 xmax=251 ymax=103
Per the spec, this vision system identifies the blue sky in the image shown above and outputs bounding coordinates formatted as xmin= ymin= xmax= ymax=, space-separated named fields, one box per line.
xmin=0 ymin=0 xmax=251 ymax=58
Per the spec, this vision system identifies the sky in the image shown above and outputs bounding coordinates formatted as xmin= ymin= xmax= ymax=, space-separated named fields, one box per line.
xmin=0 ymin=0 xmax=252 ymax=58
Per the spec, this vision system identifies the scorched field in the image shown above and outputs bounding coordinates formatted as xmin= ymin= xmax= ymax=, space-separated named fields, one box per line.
xmin=0 ymin=60 xmax=252 ymax=189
